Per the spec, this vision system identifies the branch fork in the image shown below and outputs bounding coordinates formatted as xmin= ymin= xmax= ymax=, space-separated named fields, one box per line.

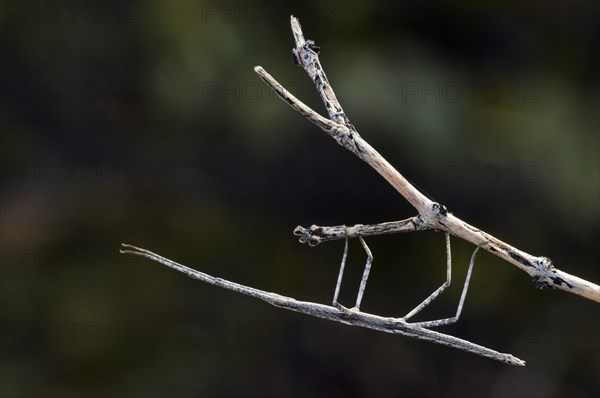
xmin=255 ymin=16 xmax=598 ymax=303
xmin=122 ymin=15 xmax=598 ymax=367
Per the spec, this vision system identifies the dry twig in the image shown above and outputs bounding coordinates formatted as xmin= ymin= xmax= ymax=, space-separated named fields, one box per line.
xmin=122 ymin=15 xmax=598 ymax=366
xmin=254 ymin=16 xmax=599 ymax=303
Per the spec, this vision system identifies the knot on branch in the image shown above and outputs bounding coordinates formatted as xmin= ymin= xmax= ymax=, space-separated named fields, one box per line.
xmin=294 ymin=225 xmax=327 ymax=246
xmin=410 ymin=214 xmax=426 ymax=230
xmin=532 ymin=257 xmax=574 ymax=290
xmin=423 ymin=202 xmax=449 ymax=228
xmin=292 ymin=40 xmax=320 ymax=71
xmin=432 ymin=202 xmax=448 ymax=217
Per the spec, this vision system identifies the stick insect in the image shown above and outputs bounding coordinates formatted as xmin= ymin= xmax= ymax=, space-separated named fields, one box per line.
xmin=121 ymin=242 xmax=520 ymax=365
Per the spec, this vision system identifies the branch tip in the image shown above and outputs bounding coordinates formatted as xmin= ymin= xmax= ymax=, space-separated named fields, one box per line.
xmin=290 ymin=15 xmax=305 ymax=45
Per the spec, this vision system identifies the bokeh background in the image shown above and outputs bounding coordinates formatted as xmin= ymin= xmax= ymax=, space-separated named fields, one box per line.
xmin=1 ymin=1 xmax=599 ymax=397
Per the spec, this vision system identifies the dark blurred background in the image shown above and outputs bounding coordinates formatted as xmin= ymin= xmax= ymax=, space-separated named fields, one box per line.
xmin=1 ymin=1 xmax=598 ymax=397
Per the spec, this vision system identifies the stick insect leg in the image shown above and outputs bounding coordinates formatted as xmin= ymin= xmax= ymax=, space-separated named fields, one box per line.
xmin=410 ymin=245 xmax=481 ymax=328
xmin=332 ymin=233 xmax=349 ymax=306
xmin=354 ymin=236 xmax=373 ymax=310
xmin=403 ymin=232 xmax=452 ymax=321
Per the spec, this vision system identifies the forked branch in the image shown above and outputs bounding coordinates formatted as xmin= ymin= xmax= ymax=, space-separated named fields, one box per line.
xmin=121 ymin=15 xmax=598 ymax=366
xmin=254 ymin=16 xmax=599 ymax=303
